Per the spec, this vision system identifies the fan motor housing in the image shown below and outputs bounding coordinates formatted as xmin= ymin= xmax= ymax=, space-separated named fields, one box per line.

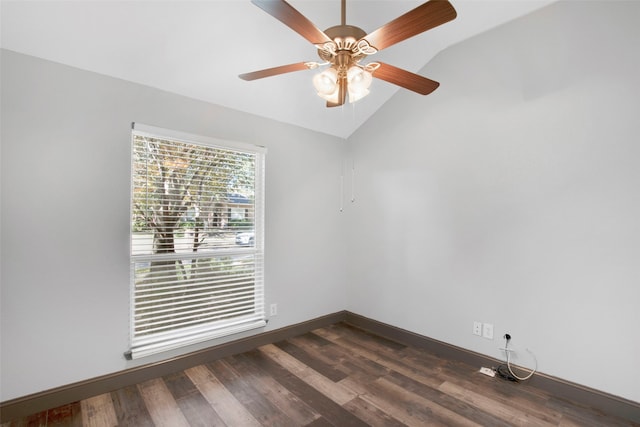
xmin=324 ymin=25 xmax=367 ymax=41
xmin=317 ymin=25 xmax=368 ymax=63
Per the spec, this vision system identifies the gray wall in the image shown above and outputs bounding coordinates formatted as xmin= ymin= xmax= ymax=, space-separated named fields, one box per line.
xmin=0 ymin=50 xmax=348 ymax=401
xmin=2 ymin=0 xmax=640 ymax=406
xmin=345 ymin=1 xmax=640 ymax=403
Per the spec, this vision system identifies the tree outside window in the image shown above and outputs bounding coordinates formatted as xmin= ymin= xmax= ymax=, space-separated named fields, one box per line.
xmin=129 ymin=128 xmax=265 ymax=359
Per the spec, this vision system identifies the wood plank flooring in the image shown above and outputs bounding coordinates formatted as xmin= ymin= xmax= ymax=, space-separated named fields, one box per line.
xmin=3 ymin=323 xmax=637 ymax=426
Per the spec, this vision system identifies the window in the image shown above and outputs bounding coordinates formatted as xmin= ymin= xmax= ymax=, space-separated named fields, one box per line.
xmin=128 ymin=124 xmax=265 ymax=359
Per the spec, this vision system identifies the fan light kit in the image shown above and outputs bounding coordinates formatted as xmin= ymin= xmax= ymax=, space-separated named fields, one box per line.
xmin=240 ymin=0 xmax=457 ymax=107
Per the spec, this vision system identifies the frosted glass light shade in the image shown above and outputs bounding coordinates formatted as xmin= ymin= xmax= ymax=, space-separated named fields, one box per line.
xmin=313 ymin=68 xmax=338 ymax=95
xmin=347 ymin=66 xmax=372 ymax=103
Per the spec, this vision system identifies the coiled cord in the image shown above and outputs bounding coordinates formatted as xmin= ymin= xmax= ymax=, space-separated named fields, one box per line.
xmin=500 ymin=334 xmax=537 ymax=381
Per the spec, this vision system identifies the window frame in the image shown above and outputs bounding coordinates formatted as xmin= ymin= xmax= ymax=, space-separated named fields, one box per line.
xmin=128 ymin=123 xmax=266 ymax=359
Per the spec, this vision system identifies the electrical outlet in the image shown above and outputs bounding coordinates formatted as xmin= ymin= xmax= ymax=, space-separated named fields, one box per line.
xmin=473 ymin=321 xmax=482 ymax=336
xmin=483 ymin=323 xmax=494 ymax=339
xmin=270 ymin=303 xmax=278 ymax=316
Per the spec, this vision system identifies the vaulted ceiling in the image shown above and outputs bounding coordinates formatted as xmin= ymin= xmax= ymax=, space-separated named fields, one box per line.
xmin=1 ymin=0 xmax=555 ymax=138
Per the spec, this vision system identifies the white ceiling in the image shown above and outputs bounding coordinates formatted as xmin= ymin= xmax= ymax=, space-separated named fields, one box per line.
xmin=1 ymin=0 xmax=555 ymax=138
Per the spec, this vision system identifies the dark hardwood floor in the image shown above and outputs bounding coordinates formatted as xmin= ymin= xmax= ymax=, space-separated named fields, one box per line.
xmin=3 ymin=323 xmax=637 ymax=426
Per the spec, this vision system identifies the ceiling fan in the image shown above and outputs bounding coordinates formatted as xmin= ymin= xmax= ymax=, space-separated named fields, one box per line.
xmin=239 ymin=0 xmax=457 ymax=107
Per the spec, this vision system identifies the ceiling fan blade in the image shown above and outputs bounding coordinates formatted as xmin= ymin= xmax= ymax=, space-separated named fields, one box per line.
xmin=362 ymin=0 xmax=457 ymax=52
xmin=373 ymin=62 xmax=440 ymax=95
xmin=251 ymin=0 xmax=332 ymax=45
xmin=239 ymin=62 xmax=311 ymax=81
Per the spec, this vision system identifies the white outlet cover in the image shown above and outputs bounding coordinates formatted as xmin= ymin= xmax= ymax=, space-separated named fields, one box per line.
xmin=473 ymin=321 xmax=482 ymax=336
xmin=483 ymin=323 xmax=494 ymax=339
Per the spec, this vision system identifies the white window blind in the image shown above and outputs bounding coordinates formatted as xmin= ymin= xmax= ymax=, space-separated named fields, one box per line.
xmin=129 ymin=124 xmax=265 ymax=359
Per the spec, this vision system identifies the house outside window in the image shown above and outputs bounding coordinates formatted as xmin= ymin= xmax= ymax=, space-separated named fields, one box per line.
xmin=128 ymin=124 xmax=265 ymax=359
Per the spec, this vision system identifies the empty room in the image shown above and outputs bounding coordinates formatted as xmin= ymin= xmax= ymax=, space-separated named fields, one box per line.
xmin=1 ymin=0 xmax=639 ymax=425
